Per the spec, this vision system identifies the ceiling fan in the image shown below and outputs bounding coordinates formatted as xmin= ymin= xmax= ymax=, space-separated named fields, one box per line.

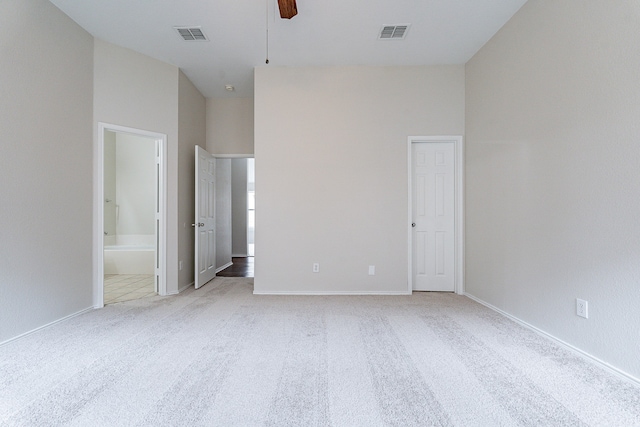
xmin=277 ymin=0 xmax=297 ymax=19
xmin=265 ymin=0 xmax=297 ymax=63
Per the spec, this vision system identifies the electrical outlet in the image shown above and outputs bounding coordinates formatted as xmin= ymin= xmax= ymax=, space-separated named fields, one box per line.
xmin=179 ymin=260 xmax=183 ymax=270
xmin=368 ymin=265 xmax=375 ymax=275
xmin=576 ymin=298 xmax=588 ymax=319
xmin=313 ymin=263 xmax=320 ymax=273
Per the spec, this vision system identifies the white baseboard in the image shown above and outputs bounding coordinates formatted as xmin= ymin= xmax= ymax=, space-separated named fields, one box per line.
xmin=253 ymin=290 xmax=411 ymax=296
xmin=216 ymin=262 xmax=233 ymax=273
xmin=173 ymin=281 xmax=194 ymax=294
xmin=464 ymin=292 xmax=640 ymax=387
xmin=0 ymin=306 xmax=95 ymax=348
xmin=232 ymin=253 xmax=248 ymax=258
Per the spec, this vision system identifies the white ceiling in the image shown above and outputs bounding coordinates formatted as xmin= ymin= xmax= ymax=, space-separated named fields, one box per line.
xmin=49 ymin=0 xmax=527 ymax=98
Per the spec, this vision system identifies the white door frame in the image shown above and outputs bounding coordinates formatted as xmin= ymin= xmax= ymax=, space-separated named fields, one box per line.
xmin=94 ymin=122 xmax=168 ymax=308
xmin=407 ymin=136 xmax=465 ymax=295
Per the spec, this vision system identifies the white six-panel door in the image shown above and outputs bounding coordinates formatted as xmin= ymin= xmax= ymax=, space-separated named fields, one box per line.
xmin=412 ymin=142 xmax=455 ymax=292
xmin=195 ymin=146 xmax=216 ymax=289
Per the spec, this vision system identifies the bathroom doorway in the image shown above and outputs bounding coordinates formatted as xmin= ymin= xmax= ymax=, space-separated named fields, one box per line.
xmin=95 ymin=123 xmax=166 ymax=307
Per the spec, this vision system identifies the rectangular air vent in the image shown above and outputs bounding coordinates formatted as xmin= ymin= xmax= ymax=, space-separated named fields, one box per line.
xmin=379 ymin=24 xmax=410 ymax=40
xmin=174 ymin=27 xmax=208 ymax=41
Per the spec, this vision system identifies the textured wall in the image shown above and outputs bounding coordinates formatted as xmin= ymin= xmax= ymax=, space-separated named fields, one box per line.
xmin=206 ymin=97 xmax=254 ymax=155
xmin=178 ymin=71 xmax=206 ymax=289
xmin=115 ymin=133 xmax=156 ymax=237
xmin=0 ymin=0 xmax=94 ymax=342
xmin=231 ymin=159 xmax=248 ymax=256
xmin=215 ymin=159 xmax=232 ymax=269
xmin=254 ymin=65 xmax=464 ymax=293
xmin=465 ymin=0 xmax=640 ymax=379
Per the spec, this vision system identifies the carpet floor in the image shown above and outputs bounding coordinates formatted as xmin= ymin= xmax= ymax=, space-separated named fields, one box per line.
xmin=1 ymin=277 xmax=638 ymax=426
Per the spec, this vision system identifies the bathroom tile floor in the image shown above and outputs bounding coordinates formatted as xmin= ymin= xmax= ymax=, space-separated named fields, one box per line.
xmin=104 ymin=274 xmax=155 ymax=305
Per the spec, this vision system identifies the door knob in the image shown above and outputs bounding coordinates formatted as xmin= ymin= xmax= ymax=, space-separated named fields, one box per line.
xmin=411 ymin=223 xmax=416 ymax=227
xmin=191 ymin=223 xmax=205 ymax=227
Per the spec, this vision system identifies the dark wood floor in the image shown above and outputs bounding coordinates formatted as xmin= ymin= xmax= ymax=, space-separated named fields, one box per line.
xmin=217 ymin=257 xmax=254 ymax=277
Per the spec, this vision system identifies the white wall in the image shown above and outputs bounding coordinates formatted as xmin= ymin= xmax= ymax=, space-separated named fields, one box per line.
xmin=0 ymin=0 xmax=94 ymax=342
xmin=205 ymin=96 xmax=252 ymax=267
xmin=206 ymin=97 xmax=254 ymax=155
xmin=115 ymin=133 xmax=156 ymax=236
xmin=104 ymin=131 xmax=117 ymax=237
xmin=465 ymin=0 xmax=640 ymax=379
xmin=215 ymin=159 xmax=232 ymax=269
xmin=94 ymin=40 xmax=205 ymax=294
xmin=178 ymin=71 xmax=206 ymax=289
xmin=254 ymin=65 xmax=465 ymax=293
xmin=231 ymin=159 xmax=248 ymax=256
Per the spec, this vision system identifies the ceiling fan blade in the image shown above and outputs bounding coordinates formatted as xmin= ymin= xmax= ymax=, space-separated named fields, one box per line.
xmin=277 ymin=0 xmax=297 ymax=19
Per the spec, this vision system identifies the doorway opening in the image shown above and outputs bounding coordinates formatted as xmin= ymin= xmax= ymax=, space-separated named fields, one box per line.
xmin=217 ymin=157 xmax=254 ymax=278
xmin=95 ymin=123 xmax=167 ymax=307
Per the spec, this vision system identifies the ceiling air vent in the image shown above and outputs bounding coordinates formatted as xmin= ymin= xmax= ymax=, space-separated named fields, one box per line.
xmin=379 ymin=24 xmax=410 ymax=40
xmin=174 ymin=27 xmax=208 ymax=41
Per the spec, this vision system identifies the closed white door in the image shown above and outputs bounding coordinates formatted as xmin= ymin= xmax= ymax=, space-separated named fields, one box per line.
xmin=194 ymin=145 xmax=216 ymax=289
xmin=412 ymin=142 xmax=455 ymax=291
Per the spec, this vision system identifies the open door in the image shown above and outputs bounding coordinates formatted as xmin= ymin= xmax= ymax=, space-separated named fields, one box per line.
xmin=194 ymin=145 xmax=216 ymax=289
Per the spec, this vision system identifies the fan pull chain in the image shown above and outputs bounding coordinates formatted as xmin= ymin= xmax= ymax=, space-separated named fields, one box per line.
xmin=265 ymin=0 xmax=270 ymax=64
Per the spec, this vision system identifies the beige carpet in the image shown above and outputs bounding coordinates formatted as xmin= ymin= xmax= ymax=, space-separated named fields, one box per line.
xmin=1 ymin=277 xmax=638 ymax=426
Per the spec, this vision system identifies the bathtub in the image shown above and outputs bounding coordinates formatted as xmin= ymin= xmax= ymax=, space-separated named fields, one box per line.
xmin=104 ymin=234 xmax=155 ymax=275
